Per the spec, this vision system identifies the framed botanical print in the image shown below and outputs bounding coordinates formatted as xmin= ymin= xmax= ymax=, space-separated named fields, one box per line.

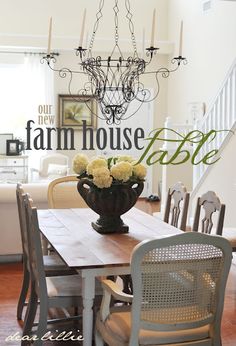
xmin=58 ymin=94 xmax=97 ymax=130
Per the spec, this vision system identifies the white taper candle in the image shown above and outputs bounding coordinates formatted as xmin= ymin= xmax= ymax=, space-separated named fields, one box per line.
xmin=79 ymin=9 xmax=87 ymax=47
xmin=179 ymin=20 xmax=183 ymax=56
xmin=47 ymin=17 xmax=52 ymax=55
xmin=150 ymin=9 xmax=156 ymax=47
xmin=142 ymin=28 xmax=145 ymax=58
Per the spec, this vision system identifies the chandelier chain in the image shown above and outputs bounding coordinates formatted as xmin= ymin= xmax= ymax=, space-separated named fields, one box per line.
xmin=88 ymin=0 xmax=105 ymax=54
xmin=125 ymin=0 xmax=138 ymax=57
xmin=113 ymin=0 xmax=119 ymax=46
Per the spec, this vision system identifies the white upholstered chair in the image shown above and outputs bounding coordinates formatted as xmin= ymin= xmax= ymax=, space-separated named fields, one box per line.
xmin=95 ymin=232 xmax=232 ymax=346
xmin=30 ymin=153 xmax=69 ymax=182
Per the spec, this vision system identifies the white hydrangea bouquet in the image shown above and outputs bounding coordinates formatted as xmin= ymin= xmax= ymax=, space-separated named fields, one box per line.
xmin=73 ymin=154 xmax=147 ymax=189
xmin=73 ymin=154 xmax=147 ymax=233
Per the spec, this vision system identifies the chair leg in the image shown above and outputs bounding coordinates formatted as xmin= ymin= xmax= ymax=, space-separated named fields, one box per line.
xmin=17 ymin=262 xmax=30 ymax=320
xmin=34 ymin=299 xmax=48 ymax=346
xmin=95 ymin=328 xmax=104 ymax=346
xmin=22 ymin=282 xmax=38 ymax=341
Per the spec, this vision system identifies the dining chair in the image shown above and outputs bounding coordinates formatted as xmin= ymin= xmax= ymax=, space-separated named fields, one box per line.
xmin=121 ymin=182 xmax=190 ymax=295
xmin=192 ymin=190 xmax=225 ymax=235
xmin=163 ymin=181 xmax=190 ymax=231
xmin=192 ymin=190 xmax=236 ymax=252
xmin=16 ymin=183 xmax=75 ymax=322
xmin=95 ymin=232 xmax=232 ymax=346
xmin=45 ymin=175 xmax=88 ymax=255
xmin=47 ymin=175 xmax=88 ymax=209
xmin=22 ymin=193 xmax=84 ymax=345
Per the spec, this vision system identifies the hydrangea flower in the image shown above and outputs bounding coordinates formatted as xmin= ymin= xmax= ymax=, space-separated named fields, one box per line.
xmin=132 ymin=162 xmax=147 ymax=180
xmin=93 ymin=167 xmax=113 ymax=188
xmin=87 ymin=158 xmax=107 ymax=176
xmin=110 ymin=161 xmax=133 ymax=182
xmin=72 ymin=154 xmax=89 ymax=175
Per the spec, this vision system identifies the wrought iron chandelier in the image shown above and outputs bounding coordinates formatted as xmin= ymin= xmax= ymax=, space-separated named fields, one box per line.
xmin=42 ymin=0 xmax=187 ymax=125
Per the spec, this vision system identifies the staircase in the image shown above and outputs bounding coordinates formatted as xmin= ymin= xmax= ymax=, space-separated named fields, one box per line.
xmin=191 ymin=58 xmax=236 ymax=199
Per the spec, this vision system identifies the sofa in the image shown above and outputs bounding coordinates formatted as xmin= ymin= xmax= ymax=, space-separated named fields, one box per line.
xmin=0 ymin=183 xmax=49 ymax=260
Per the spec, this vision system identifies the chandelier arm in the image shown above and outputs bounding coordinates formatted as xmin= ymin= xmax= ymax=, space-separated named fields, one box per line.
xmin=134 ymin=72 xmax=160 ymax=104
xmin=41 ymin=56 xmax=88 ymax=75
xmin=144 ymin=56 xmax=187 ymax=75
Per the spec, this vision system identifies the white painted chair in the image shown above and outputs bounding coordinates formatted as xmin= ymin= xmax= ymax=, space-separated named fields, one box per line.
xmin=95 ymin=232 xmax=232 ymax=346
xmin=30 ymin=153 xmax=69 ymax=182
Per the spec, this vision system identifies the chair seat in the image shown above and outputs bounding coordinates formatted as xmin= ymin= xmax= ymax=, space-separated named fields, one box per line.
xmin=43 ymin=254 xmax=76 ymax=275
xmin=96 ymin=308 xmax=211 ymax=346
xmin=46 ymin=275 xmax=103 ymax=298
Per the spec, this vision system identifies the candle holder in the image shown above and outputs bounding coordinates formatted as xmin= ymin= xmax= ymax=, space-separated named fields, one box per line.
xmin=172 ymin=56 xmax=188 ymax=66
xmin=146 ymin=46 xmax=159 ymax=60
xmin=75 ymin=46 xmax=87 ymax=59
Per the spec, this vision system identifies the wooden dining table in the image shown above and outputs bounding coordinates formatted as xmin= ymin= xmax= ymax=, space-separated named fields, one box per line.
xmin=38 ymin=207 xmax=182 ymax=346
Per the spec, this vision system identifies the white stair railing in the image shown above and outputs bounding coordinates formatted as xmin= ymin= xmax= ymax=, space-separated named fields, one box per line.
xmin=193 ymin=58 xmax=236 ymax=189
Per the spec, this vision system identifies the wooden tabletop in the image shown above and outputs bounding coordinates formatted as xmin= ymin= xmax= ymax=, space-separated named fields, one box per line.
xmin=38 ymin=208 xmax=182 ymax=269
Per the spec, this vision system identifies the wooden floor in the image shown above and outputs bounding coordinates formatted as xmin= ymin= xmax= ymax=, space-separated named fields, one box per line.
xmin=0 ymin=199 xmax=236 ymax=345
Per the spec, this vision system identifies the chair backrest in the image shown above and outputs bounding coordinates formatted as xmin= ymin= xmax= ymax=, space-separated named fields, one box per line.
xmin=16 ymin=183 xmax=29 ymax=266
xmin=24 ymin=194 xmax=47 ymax=298
xmin=163 ymin=182 xmax=190 ymax=231
xmin=192 ymin=191 xmax=225 ymax=235
xmin=39 ymin=153 xmax=69 ymax=177
xmin=130 ymin=232 xmax=232 ymax=345
xmin=47 ymin=175 xmax=88 ymax=208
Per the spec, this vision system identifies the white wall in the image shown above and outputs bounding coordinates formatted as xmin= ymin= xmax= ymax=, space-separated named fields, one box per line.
xmin=0 ymin=0 xmax=169 ymax=52
xmin=167 ymin=0 xmax=236 ymax=122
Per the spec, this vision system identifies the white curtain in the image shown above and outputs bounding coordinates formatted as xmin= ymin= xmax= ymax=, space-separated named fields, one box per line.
xmin=22 ymin=54 xmax=55 ymax=169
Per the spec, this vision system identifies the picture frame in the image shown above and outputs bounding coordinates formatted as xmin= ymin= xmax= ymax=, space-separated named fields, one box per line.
xmin=58 ymin=94 xmax=97 ymax=130
xmin=0 ymin=133 xmax=13 ymax=155
xmin=6 ymin=139 xmax=20 ymax=156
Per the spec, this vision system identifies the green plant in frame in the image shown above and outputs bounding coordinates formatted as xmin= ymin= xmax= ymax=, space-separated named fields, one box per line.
xmin=59 ymin=94 xmax=96 ymax=129
xmin=64 ymin=102 xmax=84 ymax=124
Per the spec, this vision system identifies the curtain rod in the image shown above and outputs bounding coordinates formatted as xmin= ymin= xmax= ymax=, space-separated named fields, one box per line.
xmin=0 ymin=51 xmax=59 ymax=56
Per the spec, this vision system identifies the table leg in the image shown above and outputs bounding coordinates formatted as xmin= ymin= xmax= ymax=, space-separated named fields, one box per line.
xmin=82 ymin=274 xmax=95 ymax=346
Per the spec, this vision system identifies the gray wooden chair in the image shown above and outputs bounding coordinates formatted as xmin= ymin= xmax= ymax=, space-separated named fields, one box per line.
xmin=192 ymin=191 xmax=225 ymax=235
xmin=163 ymin=182 xmax=190 ymax=231
xmin=22 ymin=194 xmax=83 ymax=346
xmin=95 ymin=232 xmax=232 ymax=346
xmin=192 ymin=190 xmax=236 ymax=252
xmin=16 ymin=183 xmax=75 ymax=322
